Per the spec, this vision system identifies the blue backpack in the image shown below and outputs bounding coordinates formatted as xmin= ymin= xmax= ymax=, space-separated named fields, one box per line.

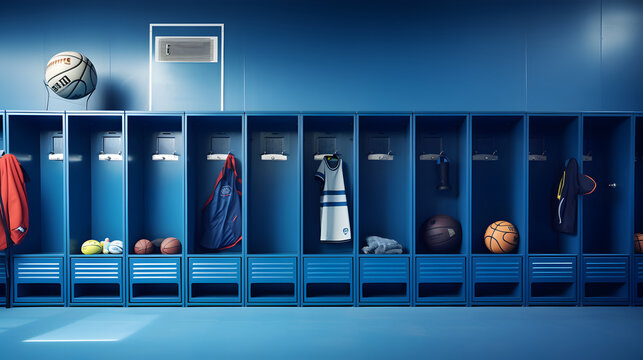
xmin=200 ymin=154 xmax=242 ymax=250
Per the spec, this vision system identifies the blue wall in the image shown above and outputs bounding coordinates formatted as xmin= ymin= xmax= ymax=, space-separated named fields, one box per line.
xmin=0 ymin=0 xmax=641 ymax=111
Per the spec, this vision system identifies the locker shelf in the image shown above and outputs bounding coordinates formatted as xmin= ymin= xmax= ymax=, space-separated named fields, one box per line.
xmin=128 ymin=257 xmax=181 ymax=304
xmin=188 ymin=257 xmax=241 ymax=303
xmin=186 ymin=114 xmax=243 ymax=255
xmin=247 ymin=256 xmax=297 ymax=304
xmin=359 ymin=257 xmax=409 ymax=304
xmin=126 ymin=113 xmax=184 ymax=256
xmin=528 ymin=115 xmax=580 ymax=255
xmin=70 ymin=256 xmax=123 ymax=304
xmin=303 ymin=256 xmax=353 ymax=303
xmin=67 ymin=112 xmax=125 ymax=256
xmin=415 ymin=256 xmax=466 ymax=304
xmin=472 ymin=256 xmax=522 ymax=304
xmin=13 ymin=256 xmax=64 ymax=304
xmin=582 ymin=256 xmax=629 ymax=304
xmin=527 ymin=256 xmax=577 ymax=304
xmin=303 ymin=115 xmax=354 ymax=255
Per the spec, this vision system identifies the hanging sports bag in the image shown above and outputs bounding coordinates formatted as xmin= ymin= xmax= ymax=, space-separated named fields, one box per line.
xmin=200 ymin=154 xmax=242 ymax=250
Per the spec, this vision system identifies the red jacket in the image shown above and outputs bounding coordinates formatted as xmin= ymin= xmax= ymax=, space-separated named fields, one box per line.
xmin=0 ymin=154 xmax=29 ymax=250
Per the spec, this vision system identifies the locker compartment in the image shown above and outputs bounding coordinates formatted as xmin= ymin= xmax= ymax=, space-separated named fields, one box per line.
xmin=582 ymin=256 xmax=629 ymax=304
xmin=247 ymin=257 xmax=297 ymax=303
xmin=528 ymin=115 xmax=580 ymax=255
xmin=415 ymin=115 xmax=468 ymax=255
xmin=129 ymin=257 xmax=182 ymax=303
xmin=0 ymin=255 xmax=6 ymax=306
xmin=358 ymin=115 xmax=411 ymax=254
xmin=582 ymin=115 xmax=633 ymax=254
xmin=70 ymin=257 xmax=122 ymax=304
xmin=416 ymin=256 xmax=466 ymax=304
xmin=126 ymin=113 xmax=184 ymax=255
xmin=471 ymin=115 xmax=526 ymax=255
xmin=67 ymin=113 xmax=125 ymax=255
xmin=528 ymin=256 xmax=577 ymax=304
xmin=13 ymin=256 xmax=64 ymax=304
xmin=6 ymin=113 xmax=65 ymax=256
xmin=303 ymin=257 xmax=353 ymax=303
xmin=188 ymin=257 xmax=241 ymax=303
xmin=636 ymin=256 xmax=643 ymax=305
xmin=303 ymin=115 xmax=354 ymax=255
xmin=472 ymin=256 xmax=522 ymax=304
xmin=246 ymin=115 xmax=300 ymax=255
xmin=186 ymin=114 xmax=243 ymax=255
xmin=359 ymin=257 xmax=409 ymax=303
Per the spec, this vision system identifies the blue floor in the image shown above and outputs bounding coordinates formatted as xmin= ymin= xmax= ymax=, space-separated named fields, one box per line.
xmin=1 ymin=307 xmax=642 ymax=360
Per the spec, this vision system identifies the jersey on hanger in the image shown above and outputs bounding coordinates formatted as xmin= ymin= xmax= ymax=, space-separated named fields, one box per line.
xmin=315 ymin=156 xmax=351 ymax=242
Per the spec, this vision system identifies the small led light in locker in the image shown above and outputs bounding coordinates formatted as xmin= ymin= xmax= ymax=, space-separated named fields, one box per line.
xmin=99 ymin=133 xmax=122 ymax=161
xmin=472 ymin=136 xmax=498 ymax=161
xmin=152 ymin=133 xmax=178 ymax=161
xmin=419 ymin=136 xmax=442 ymax=161
xmin=314 ymin=136 xmax=337 ymax=160
xmin=49 ymin=132 xmax=64 ymax=161
xmin=206 ymin=135 xmax=230 ymax=161
xmin=261 ymin=135 xmax=287 ymax=161
xmin=368 ymin=135 xmax=393 ymax=161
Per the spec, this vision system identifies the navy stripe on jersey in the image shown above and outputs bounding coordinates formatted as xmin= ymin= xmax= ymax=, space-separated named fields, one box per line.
xmin=321 ymin=202 xmax=348 ymax=207
xmin=315 ymin=172 xmax=325 ymax=181
xmin=322 ymin=190 xmax=345 ymax=195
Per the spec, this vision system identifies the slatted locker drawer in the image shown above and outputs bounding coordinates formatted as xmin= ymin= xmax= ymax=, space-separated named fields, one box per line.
xmin=247 ymin=257 xmax=297 ymax=303
xmin=303 ymin=257 xmax=352 ymax=303
xmin=71 ymin=258 xmax=122 ymax=303
xmin=416 ymin=257 xmax=465 ymax=304
xmin=582 ymin=256 xmax=629 ymax=304
xmin=129 ymin=257 xmax=181 ymax=303
xmin=13 ymin=257 xmax=64 ymax=304
xmin=472 ymin=256 xmax=522 ymax=303
xmin=189 ymin=257 xmax=241 ymax=303
xmin=528 ymin=256 xmax=576 ymax=303
xmin=0 ymin=257 xmax=6 ymax=305
xmin=359 ymin=257 xmax=409 ymax=303
xmin=635 ymin=257 xmax=643 ymax=305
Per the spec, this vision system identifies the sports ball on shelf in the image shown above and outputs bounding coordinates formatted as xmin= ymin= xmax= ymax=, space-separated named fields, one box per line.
xmin=484 ymin=220 xmax=519 ymax=254
xmin=635 ymin=233 xmax=643 ymax=254
xmin=160 ymin=237 xmax=182 ymax=255
xmin=45 ymin=51 xmax=97 ymax=99
xmin=420 ymin=215 xmax=462 ymax=253
xmin=81 ymin=239 xmax=102 ymax=255
xmin=134 ymin=239 xmax=154 ymax=254
xmin=108 ymin=240 xmax=123 ymax=254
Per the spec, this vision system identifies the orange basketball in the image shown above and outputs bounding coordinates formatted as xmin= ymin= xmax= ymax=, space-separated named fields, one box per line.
xmin=160 ymin=237 xmax=182 ymax=255
xmin=635 ymin=233 xmax=643 ymax=254
xmin=134 ymin=239 xmax=154 ymax=254
xmin=484 ymin=221 xmax=519 ymax=254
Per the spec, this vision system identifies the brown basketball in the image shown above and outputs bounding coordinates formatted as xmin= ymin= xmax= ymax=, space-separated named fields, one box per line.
xmin=484 ymin=220 xmax=519 ymax=254
xmin=160 ymin=237 xmax=182 ymax=255
xmin=635 ymin=233 xmax=643 ymax=254
xmin=134 ymin=239 xmax=153 ymax=254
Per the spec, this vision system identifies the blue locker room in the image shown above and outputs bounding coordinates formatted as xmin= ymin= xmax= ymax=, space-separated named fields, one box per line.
xmin=0 ymin=0 xmax=642 ymax=359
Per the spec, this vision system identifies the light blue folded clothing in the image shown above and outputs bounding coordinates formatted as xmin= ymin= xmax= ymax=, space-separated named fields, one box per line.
xmin=362 ymin=236 xmax=403 ymax=254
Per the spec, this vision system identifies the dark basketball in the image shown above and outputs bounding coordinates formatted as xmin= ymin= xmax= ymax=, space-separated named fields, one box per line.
xmin=134 ymin=239 xmax=153 ymax=254
xmin=161 ymin=237 xmax=182 ymax=255
xmin=420 ymin=215 xmax=462 ymax=253
xmin=636 ymin=233 xmax=643 ymax=254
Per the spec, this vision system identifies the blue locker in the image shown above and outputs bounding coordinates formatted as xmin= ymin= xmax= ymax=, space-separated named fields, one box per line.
xmin=247 ymin=257 xmax=298 ymax=304
xmin=472 ymin=256 xmax=522 ymax=304
xmin=13 ymin=256 xmax=64 ymax=305
xmin=528 ymin=256 xmax=577 ymax=304
xmin=128 ymin=257 xmax=182 ymax=304
xmin=635 ymin=256 xmax=643 ymax=305
xmin=303 ymin=257 xmax=353 ymax=304
xmin=70 ymin=257 xmax=123 ymax=304
xmin=359 ymin=257 xmax=410 ymax=304
xmin=0 ymin=254 xmax=6 ymax=306
xmin=188 ymin=257 xmax=241 ymax=304
xmin=582 ymin=256 xmax=630 ymax=305
xmin=416 ymin=256 xmax=466 ymax=305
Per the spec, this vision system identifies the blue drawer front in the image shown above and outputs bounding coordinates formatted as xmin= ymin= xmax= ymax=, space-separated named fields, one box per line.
xmin=637 ymin=258 xmax=643 ymax=282
xmin=636 ymin=257 xmax=643 ymax=305
xmin=247 ymin=257 xmax=297 ymax=303
xmin=72 ymin=258 xmax=122 ymax=284
xmin=473 ymin=257 xmax=522 ymax=283
xmin=583 ymin=256 xmax=628 ymax=283
xmin=303 ymin=257 xmax=353 ymax=303
xmin=13 ymin=257 xmax=64 ymax=304
xmin=529 ymin=257 xmax=576 ymax=283
xmin=129 ymin=258 xmax=181 ymax=284
xmin=359 ymin=257 xmax=410 ymax=303
xmin=188 ymin=257 xmax=241 ymax=303
xmin=189 ymin=258 xmax=241 ymax=284
xmin=0 ymin=258 xmax=5 ymax=305
xmin=416 ymin=257 xmax=465 ymax=284
xmin=248 ymin=257 xmax=297 ymax=284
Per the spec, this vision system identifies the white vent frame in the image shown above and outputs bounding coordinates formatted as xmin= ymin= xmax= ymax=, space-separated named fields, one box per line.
xmin=149 ymin=23 xmax=224 ymax=111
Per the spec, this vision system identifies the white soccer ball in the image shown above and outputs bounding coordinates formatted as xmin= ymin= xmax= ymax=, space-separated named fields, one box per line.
xmin=45 ymin=51 xmax=97 ymax=99
xmin=108 ymin=240 xmax=123 ymax=254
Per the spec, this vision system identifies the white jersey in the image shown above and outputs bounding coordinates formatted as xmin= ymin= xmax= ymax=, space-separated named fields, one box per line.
xmin=315 ymin=157 xmax=351 ymax=242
